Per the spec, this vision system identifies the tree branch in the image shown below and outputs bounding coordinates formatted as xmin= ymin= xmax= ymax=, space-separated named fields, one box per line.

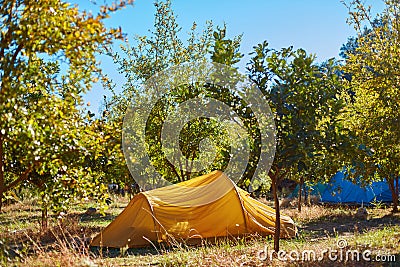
xmin=0 ymin=0 xmax=17 ymax=64
xmin=5 ymin=165 xmax=33 ymax=191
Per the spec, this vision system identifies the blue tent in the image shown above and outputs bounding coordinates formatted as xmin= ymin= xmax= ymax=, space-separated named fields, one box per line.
xmin=291 ymin=171 xmax=395 ymax=204
xmin=320 ymin=172 xmax=393 ymax=204
xmin=289 ymin=182 xmax=327 ymax=200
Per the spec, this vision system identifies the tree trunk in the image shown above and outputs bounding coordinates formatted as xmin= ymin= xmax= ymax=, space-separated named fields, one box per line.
xmin=41 ymin=199 xmax=48 ymax=231
xmin=271 ymin=174 xmax=280 ymax=252
xmin=297 ymin=177 xmax=303 ymax=212
xmin=41 ymin=207 xmax=48 ymax=231
xmin=306 ymin=188 xmax=312 ymax=206
xmin=0 ymin=133 xmax=4 ymax=212
xmin=388 ymin=178 xmax=399 ymax=213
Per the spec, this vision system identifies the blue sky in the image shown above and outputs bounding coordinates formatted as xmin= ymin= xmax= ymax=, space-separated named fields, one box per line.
xmin=78 ymin=0 xmax=386 ymax=114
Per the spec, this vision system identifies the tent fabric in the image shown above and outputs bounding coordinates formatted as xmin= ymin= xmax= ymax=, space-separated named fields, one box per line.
xmin=321 ymin=172 xmax=393 ymax=204
xmin=290 ymin=171 xmax=394 ymax=204
xmin=290 ymin=183 xmax=327 ymax=200
xmin=91 ymin=170 xmax=297 ymax=248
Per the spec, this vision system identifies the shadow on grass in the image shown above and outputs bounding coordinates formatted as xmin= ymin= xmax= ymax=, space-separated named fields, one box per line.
xmin=299 ymin=210 xmax=400 ymax=240
xmin=90 ymin=246 xmax=160 ymax=258
xmin=0 ymin=211 xmax=117 ymax=230
xmin=78 ymin=213 xmax=118 ymax=223
xmin=0 ymin=214 xmax=42 ymax=227
xmin=88 ymin=234 xmax=272 ymax=258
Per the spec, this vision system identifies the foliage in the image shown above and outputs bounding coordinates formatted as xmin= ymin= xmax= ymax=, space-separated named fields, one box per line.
xmin=340 ymin=0 xmax=400 ymax=211
xmin=339 ymin=17 xmax=386 ymax=59
xmin=249 ymin=45 xmax=346 ymax=179
xmin=109 ymin=0 xmax=214 ymax=117
xmin=108 ymin=0 xmax=232 ymax=185
xmin=109 ymin=0 xmax=275 ymax=191
xmin=247 ymin=42 xmax=348 ymax=250
xmin=0 ymin=0 xmax=133 ymax=216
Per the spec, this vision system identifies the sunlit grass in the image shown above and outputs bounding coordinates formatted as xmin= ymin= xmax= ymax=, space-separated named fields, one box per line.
xmin=1 ymin=197 xmax=399 ymax=266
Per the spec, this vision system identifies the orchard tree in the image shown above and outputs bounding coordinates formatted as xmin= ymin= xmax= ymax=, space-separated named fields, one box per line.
xmin=339 ymin=17 xmax=386 ymax=60
xmin=0 ymin=0 xmax=133 ymax=212
xmin=107 ymin=0 xmax=222 ymax=185
xmin=248 ymin=43 xmax=347 ymax=251
xmin=290 ymin=59 xmax=351 ymax=212
xmin=341 ymin=0 xmax=400 ymax=212
xmin=88 ymin=98 xmax=140 ymax=195
xmin=110 ymin=0 xmax=271 ymax=190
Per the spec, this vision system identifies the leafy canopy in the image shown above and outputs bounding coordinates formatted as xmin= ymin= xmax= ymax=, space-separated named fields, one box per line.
xmin=0 ymin=0 xmax=133 ymax=212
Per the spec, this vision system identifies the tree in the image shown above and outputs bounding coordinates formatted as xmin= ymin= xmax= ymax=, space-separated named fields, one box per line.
xmin=110 ymin=1 xmax=275 ymax=195
xmin=341 ymin=0 xmax=400 ymax=212
xmin=107 ymin=0 xmax=223 ymax=186
xmin=248 ymin=43 xmax=347 ymax=251
xmin=339 ymin=17 xmax=386 ymax=59
xmin=0 ymin=0 xmax=133 ymax=213
xmin=291 ymin=59 xmax=351 ymax=212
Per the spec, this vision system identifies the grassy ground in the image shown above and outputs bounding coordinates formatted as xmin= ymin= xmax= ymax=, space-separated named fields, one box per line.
xmin=0 ymin=196 xmax=399 ymax=266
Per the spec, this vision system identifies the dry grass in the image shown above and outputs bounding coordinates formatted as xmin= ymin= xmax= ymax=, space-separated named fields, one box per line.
xmin=1 ymin=198 xmax=399 ymax=266
xmin=284 ymin=204 xmax=353 ymax=224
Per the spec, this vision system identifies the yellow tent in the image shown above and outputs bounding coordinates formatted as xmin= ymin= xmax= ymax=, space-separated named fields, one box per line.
xmin=91 ymin=170 xmax=297 ymax=248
